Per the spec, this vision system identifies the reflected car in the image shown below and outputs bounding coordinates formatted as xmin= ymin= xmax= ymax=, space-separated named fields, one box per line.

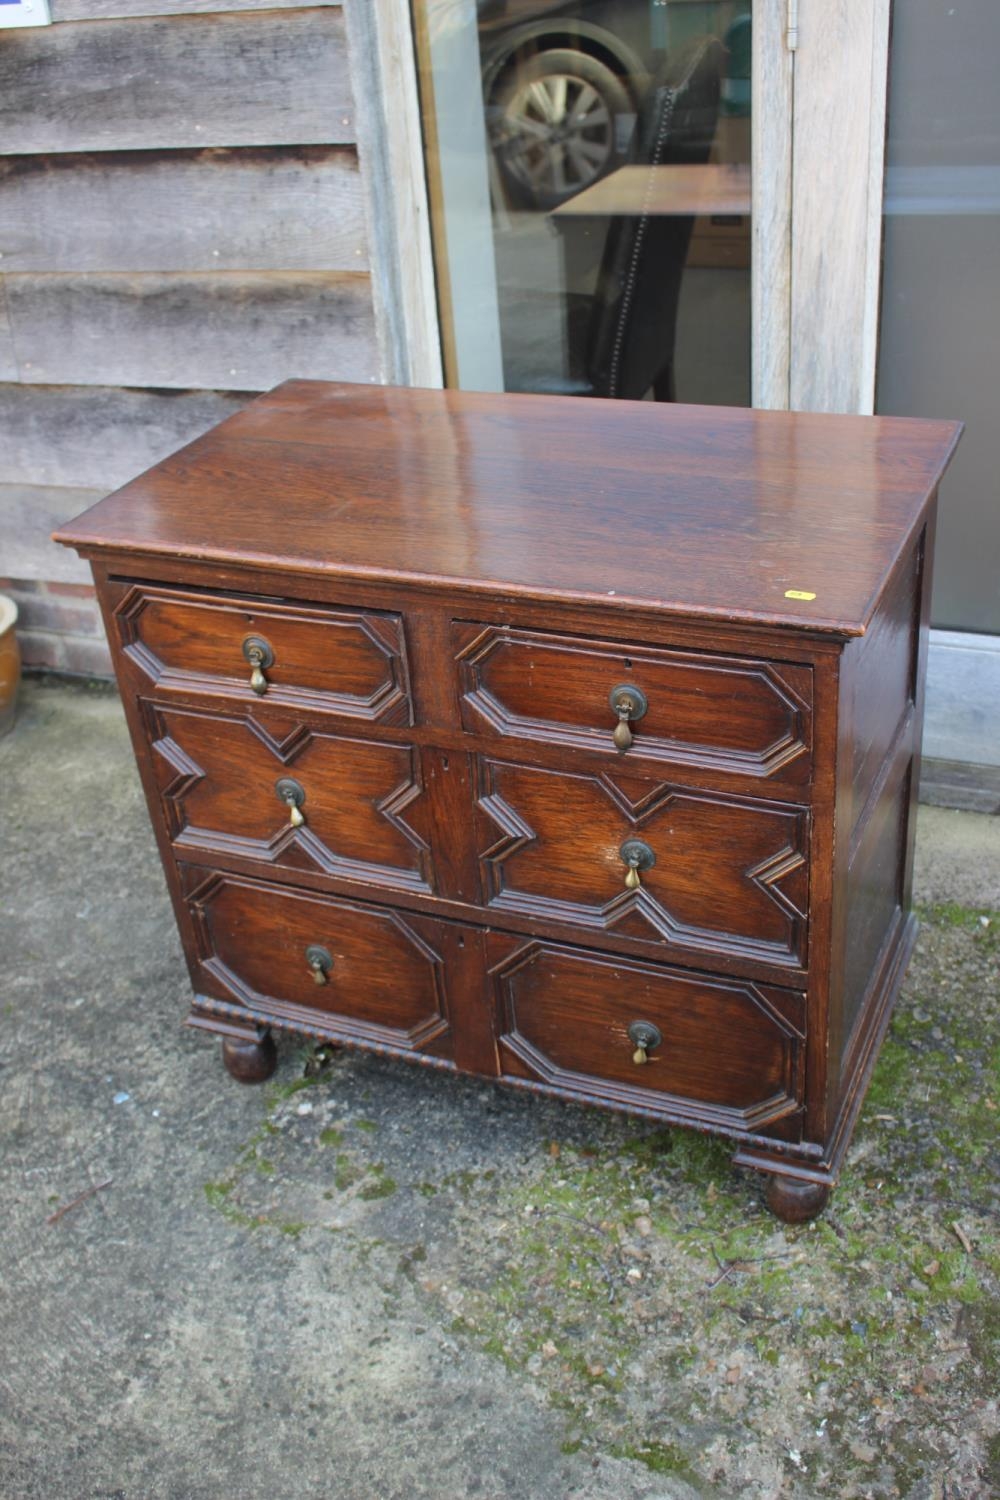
xmin=478 ymin=0 xmax=749 ymax=210
xmin=478 ymin=0 xmax=656 ymax=209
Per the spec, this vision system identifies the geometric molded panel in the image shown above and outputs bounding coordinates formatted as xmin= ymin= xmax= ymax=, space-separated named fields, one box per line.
xmin=117 ymin=583 xmax=412 ymax=724
xmin=491 ymin=938 xmax=804 ymax=1136
xmin=188 ymin=870 xmax=451 ymax=1053
xmin=455 ymin=622 xmax=812 ymax=782
xmin=147 ymin=701 xmax=432 ymax=894
xmin=476 ymin=757 xmax=809 ymax=968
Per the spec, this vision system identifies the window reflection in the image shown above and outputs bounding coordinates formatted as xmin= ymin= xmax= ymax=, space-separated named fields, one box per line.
xmin=414 ymin=0 xmax=752 ymax=405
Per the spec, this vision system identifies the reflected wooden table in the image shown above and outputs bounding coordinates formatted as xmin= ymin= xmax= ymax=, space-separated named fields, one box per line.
xmin=550 ymin=162 xmax=751 ymax=220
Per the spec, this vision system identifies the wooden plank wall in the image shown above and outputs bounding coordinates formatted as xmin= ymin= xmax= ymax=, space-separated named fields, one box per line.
xmin=0 ymin=0 xmax=381 ymax=639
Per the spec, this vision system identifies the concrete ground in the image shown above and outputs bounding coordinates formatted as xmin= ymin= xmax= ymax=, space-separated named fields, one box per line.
xmin=1 ymin=678 xmax=998 ymax=1500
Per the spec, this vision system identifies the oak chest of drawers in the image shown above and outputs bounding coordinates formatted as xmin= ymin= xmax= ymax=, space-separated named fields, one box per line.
xmin=55 ymin=380 xmax=961 ymax=1221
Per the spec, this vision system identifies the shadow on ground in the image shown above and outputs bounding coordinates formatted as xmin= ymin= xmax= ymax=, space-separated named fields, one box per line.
xmin=1 ymin=679 xmax=998 ymax=1499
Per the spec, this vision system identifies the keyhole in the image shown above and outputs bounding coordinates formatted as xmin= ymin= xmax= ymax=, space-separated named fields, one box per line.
xmin=623 ymin=657 xmax=632 ymax=670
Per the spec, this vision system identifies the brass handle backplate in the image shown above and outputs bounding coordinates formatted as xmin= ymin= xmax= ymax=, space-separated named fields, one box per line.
xmin=305 ymin=944 xmax=332 ymax=986
xmin=275 ymin=776 xmax=306 ymax=828
xmin=628 ymin=1020 xmax=663 ymax=1066
xmin=243 ymin=634 xmax=274 ymax=696
xmin=620 ymin=838 xmax=655 ymax=890
xmin=608 ymin=684 xmax=648 ymax=753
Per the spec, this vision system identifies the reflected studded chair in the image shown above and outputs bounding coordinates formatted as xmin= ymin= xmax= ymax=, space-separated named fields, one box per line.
xmin=585 ymin=35 xmax=725 ymax=400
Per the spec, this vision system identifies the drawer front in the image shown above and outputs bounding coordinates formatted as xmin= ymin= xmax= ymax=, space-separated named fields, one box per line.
xmin=489 ymin=936 xmax=805 ymax=1134
xmin=454 ymin=622 xmax=812 ymax=783
xmin=115 ymin=582 xmax=411 ymax=724
xmin=476 ymin=756 xmax=809 ymax=968
xmin=186 ymin=869 xmax=454 ymax=1056
xmin=147 ymin=703 xmax=432 ymax=893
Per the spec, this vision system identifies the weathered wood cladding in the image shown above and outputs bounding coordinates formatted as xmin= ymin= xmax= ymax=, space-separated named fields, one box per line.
xmin=0 ymin=385 xmax=253 ymax=490
xmin=0 ymin=10 xmax=355 ymax=156
xmin=2 ymin=0 xmax=385 ymax=591
xmin=0 ymin=484 xmax=104 ymax=582
xmin=6 ymin=273 xmax=378 ymax=390
xmin=51 ymin=0 xmax=339 ymax=17
xmin=0 ymin=150 xmax=369 ymax=273
xmin=0 ymin=284 xmax=16 ymax=381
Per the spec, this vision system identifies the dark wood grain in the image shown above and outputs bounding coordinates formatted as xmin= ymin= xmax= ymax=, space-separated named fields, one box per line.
xmin=455 ymin=621 xmax=813 ymax=782
xmin=55 ymin=383 xmax=963 ymax=1220
xmin=147 ymin=703 xmax=434 ymax=893
xmin=489 ymin=936 xmax=805 ymax=1133
xmin=188 ymin=869 xmax=455 ymax=1057
xmin=113 ymin=580 xmax=411 ymax=724
xmin=55 ymin=381 xmax=962 ymax=636
xmin=475 ymin=756 xmax=809 ymax=969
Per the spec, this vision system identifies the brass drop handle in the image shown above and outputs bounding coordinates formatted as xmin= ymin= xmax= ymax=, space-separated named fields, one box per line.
xmin=305 ymin=944 xmax=332 ymax=986
xmin=619 ymin=838 xmax=655 ymax=891
xmin=243 ymin=634 xmax=274 ymax=696
xmin=628 ymin=1021 xmax=662 ymax=1066
xmin=608 ymin=684 xmax=648 ymax=753
xmin=275 ymin=776 xmax=306 ymax=828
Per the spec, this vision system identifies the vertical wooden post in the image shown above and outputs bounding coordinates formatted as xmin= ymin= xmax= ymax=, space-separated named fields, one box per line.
xmin=789 ymin=0 xmax=891 ymax=414
xmin=751 ymin=0 xmax=794 ymax=410
xmin=344 ymin=0 xmax=444 ymax=388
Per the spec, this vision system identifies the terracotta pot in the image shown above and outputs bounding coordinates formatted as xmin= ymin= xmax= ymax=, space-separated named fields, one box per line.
xmin=0 ymin=594 xmax=21 ymax=738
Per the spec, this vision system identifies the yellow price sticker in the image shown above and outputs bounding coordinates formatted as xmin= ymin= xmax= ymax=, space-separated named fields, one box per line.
xmin=784 ymin=589 xmax=817 ymax=601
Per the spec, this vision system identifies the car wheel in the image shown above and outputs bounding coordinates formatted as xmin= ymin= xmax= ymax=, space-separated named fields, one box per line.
xmin=491 ymin=48 xmax=633 ymax=211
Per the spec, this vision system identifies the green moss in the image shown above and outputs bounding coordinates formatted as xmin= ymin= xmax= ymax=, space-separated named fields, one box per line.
xmin=917 ymin=899 xmax=997 ymax=932
xmin=203 ymin=1179 xmax=234 ymax=1206
xmin=334 ymin=1154 xmax=364 ymax=1191
xmin=984 ymin=1432 xmax=1000 ymax=1489
xmin=203 ymin=1178 xmax=255 ymax=1229
xmin=355 ymin=1118 xmax=377 ymax=1133
xmin=358 ymin=1175 xmax=398 ymax=1201
xmin=264 ymin=1074 xmax=320 ymax=1104
xmin=963 ymin=1297 xmax=1000 ymax=1379
xmin=610 ymin=1440 xmax=694 ymax=1477
xmin=318 ymin=1127 xmax=343 ymax=1148
xmin=278 ymin=1221 xmax=307 ymax=1237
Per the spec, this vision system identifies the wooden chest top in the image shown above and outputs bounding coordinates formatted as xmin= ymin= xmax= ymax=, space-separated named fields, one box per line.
xmin=54 ymin=379 xmax=961 ymax=637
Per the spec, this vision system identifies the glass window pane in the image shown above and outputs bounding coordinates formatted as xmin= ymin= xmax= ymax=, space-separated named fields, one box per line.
xmin=413 ymin=0 xmax=752 ymax=406
xmin=877 ymin=0 xmax=1000 ymax=633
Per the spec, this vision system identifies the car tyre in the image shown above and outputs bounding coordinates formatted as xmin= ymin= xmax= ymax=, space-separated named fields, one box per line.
xmin=491 ymin=47 xmax=633 ymax=210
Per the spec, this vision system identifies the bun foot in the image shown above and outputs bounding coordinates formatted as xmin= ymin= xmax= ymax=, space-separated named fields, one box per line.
xmin=765 ymin=1174 xmax=831 ymax=1224
xmin=222 ymin=1031 xmax=277 ymax=1084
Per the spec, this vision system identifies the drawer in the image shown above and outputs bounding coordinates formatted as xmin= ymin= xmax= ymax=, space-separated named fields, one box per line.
xmin=114 ymin=581 xmax=411 ymax=724
xmin=475 ymin=756 xmax=809 ymax=969
xmin=146 ymin=702 xmax=433 ymax=894
xmin=454 ymin=622 xmax=812 ymax=784
xmin=489 ymin=936 xmax=805 ymax=1136
xmin=185 ymin=869 xmax=455 ymax=1058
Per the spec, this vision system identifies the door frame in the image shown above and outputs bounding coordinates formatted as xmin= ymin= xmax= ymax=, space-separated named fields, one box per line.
xmin=359 ymin=0 xmax=894 ymax=412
